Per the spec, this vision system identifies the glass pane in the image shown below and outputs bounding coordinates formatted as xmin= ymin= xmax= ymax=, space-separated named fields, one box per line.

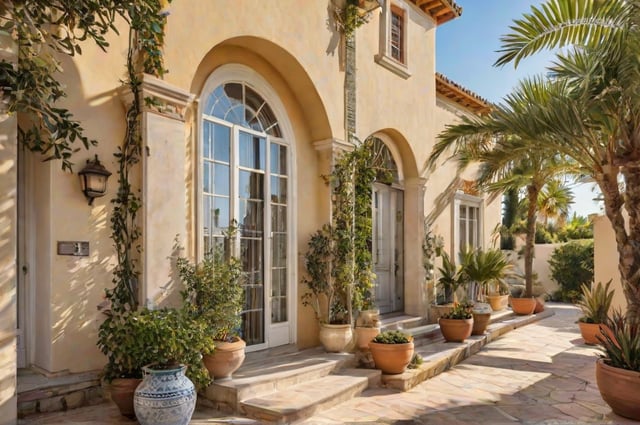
xmin=241 ymin=308 xmax=264 ymax=345
xmin=460 ymin=220 xmax=467 ymax=249
xmin=203 ymin=195 xmax=211 ymax=249
xmin=239 ymin=171 xmax=264 ymax=200
xmin=271 ymin=205 xmax=287 ymax=232
xmin=213 ymin=163 xmax=230 ymax=196
xmin=213 ymin=124 xmax=230 ymax=163
xmin=203 ymin=121 xmax=211 ymax=159
xmin=213 ymin=197 xmax=229 ymax=230
xmin=279 ymin=145 xmax=287 ymax=175
xmin=469 ymin=207 xmax=476 ymax=220
xmin=270 ymin=143 xmax=279 ymax=174
xmin=226 ymin=104 xmax=245 ymax=126
xmin=271 ymin=297 xmax=287 ymax=323
xmin=240 ymin=200 xmax=264 ymax=235
xmin=270 ymin=176 xmax=287 ymax=204
xmin=203 ymin=162 xmax=211 ymax=194
xmin=239 ymin=132 xmax=266 ymax=170
xmin=272 ymin=234 xmax=287 ymax=267
xmin=241 ymin=238 xmax=263 ymax=285
xmin=460 ymin=205 xmax=467 ymax=219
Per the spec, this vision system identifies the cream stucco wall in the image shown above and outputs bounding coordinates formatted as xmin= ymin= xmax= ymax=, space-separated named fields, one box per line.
xmin=0 ymin=30 xmax=17 ymax=424
xmin=19 ymin=1 xmax=499 ymax=376
xmin=594 ymin=215 xmax=627 ymax=313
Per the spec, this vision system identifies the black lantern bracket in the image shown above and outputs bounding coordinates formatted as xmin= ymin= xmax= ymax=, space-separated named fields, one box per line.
xmin=78 ymin=155 xmax=112 ymax=205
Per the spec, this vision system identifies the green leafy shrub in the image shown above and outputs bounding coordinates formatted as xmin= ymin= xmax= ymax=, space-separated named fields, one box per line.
xmin=441 ymin=301 xmax=473 ymax=320
xmin=372 ymin=330 xmax=413 ymax=344
xmin=178 ymin=234 xmax=245 ymax=342
xmin=97 ymin=308 xmax=213 ymax=390
xmin=577 ymin=280 xmax=614 ymax=324
xmin=549 ymin=241 xmax=594 ymax=302
xmin=600 ymin=310 xmax=640 ymax=372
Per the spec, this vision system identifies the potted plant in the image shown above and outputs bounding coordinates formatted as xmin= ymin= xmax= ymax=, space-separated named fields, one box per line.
xmin=576 ymin=280 xmax=614 ymax=345
xmin=130 ymin=308 xmax=213 ymax=425
xmin=368 ymin=330 xmax=415 ymax=374
xmin=178 ymin=227 xmax=247 ymax=380
xmin=301 ymin=224 xmax=353 ymax=352
xmin=354 ymin=305 xmax=381 ymax=350
xmin=486 ymin=281 xmax=510 ymax=311
xmin=431 ymin=252 xmax=463 ymax=320
xmin=438 ymin=301 xmax=474 ymax=342
xmin=596 ymin=310 xmax=640 ymax=420
xmin=98 ymin=308 xmax=213 ymax=422
xmin=459 ymin=247 xmax=514 ymax=303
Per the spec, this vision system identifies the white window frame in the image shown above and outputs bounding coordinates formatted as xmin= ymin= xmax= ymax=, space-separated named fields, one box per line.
xmin=452 ymin=192 xmax=483 ymax=258
xmin=375 ymin=0 xmax=412 ymax=79
xmin=197 ymin=64 xmax=297 ymax=350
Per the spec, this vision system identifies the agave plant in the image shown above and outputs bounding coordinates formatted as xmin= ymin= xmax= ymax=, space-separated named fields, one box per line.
xmin=599 ymin=310 xmax=640 ymax=372
xmin=436 ymin=252 xmax=463 ymax=304
xmin=459 ymin=247 xmax=514 ymax=301
xmin=577 ymin=280 xmax=614 ymax=324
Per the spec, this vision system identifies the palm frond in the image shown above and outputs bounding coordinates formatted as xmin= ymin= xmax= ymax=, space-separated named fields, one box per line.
xmin=495 ymin=0 xmax=630 ymax=67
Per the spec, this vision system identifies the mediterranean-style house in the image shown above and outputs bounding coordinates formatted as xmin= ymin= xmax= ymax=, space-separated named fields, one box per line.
xmin=0 ymin=0 xmax=501 ymax=421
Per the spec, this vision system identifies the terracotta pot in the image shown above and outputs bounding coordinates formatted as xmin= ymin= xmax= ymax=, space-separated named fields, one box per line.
xmin=203 ymin=338 xmax=246 ymax=380
xmin=578 ymin=322 xmax=614 ymax=346
xmin=110 ymin=378 xmax=142 ymax=418
xmin=319 ymin=323 xmax=353 ymax=353
xmin=439 ymin=317 xmax=473 ymax=342
xmin=510 ymin=297 xmax=536 ymax=315
xmin=486 ymin=295 xmax=509 ymax=312
xmin=368 ymin=341 xmax=414 ymax=374
xmin=355 ymin=326 xmax=381 ymax=350
xmin=596 ymin=359 xmax=640 ymax=420
xmin=472 ymin=312 xmax=491 ymax=335
xmin=534 ymin=297 xmax=545 ymax=313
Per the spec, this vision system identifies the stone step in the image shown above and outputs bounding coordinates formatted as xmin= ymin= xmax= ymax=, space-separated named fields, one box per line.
xmin=380 ymin=314 xmax=425 ymax=331
xmin=17 ymin=370 xmax=103 ymax=417
xmin=240 ymin=368 xmax=380 ymax=424
xmin=202 ymin=348 xmax=356 ymax=412
xmin=379 ymin=309 xmax=554 ymax=391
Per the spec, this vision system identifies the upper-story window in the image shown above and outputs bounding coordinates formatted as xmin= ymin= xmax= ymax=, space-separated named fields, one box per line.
xmin=390 ymin=5 xmax=405 ymax=63
xmin=375 ymin=1 xmax=411 ymax=79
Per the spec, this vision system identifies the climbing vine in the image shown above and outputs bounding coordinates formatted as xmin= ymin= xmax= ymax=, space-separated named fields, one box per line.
xmin=107 ymin=0 xmax=170 ymax=313
xmin=328 ymin=137 xmax=393 ymax=317
xmin=333 ymin=0 xmax=374 ymax=37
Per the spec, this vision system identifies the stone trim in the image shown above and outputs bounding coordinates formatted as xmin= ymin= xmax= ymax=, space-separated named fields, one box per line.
xmin=118 ymin=74 xmax=195 ymax=122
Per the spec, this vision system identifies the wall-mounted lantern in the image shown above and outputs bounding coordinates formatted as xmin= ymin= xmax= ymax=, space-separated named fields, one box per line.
xmin=78 ymin=155 xmax=111 ymax=205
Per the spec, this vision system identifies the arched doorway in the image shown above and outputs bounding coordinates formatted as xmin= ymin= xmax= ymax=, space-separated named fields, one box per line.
xmin=199 ymin=64 xmax=295 ymax=351
xmin=369 ymin=137 xmax=404 ymax=314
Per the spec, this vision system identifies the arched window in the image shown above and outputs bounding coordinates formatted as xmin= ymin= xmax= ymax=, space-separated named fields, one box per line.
xmin=200 ymin=75 xmax=291 ymax=349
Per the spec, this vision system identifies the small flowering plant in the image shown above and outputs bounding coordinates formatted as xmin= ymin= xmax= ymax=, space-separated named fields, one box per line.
xmin=372 ymin=330 xmax=413 ymax=344
xmin=441 ymin=301 xmax=473 ymax=320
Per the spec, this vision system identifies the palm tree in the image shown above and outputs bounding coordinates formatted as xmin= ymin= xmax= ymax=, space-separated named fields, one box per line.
xmin=538 ymin=179 xmax=574 ymax=226
xmin=495 ymin=0 xmax=640 ymax=321
xmin=427 ymin=77 xmax=576 ymax=298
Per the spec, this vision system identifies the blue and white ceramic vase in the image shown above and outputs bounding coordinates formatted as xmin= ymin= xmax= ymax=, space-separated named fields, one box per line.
xmin=133 ymin=364 xmax=196 ymax=425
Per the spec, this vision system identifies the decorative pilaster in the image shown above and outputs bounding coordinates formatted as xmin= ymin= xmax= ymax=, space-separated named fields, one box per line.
xmin=403 ymin=177 xmax=428 ymax=317
xmin=121 ymin=74 xmax=196 ymax=308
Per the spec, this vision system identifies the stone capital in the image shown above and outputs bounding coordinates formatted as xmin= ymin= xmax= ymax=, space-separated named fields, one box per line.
xmin=119 ymin=74 xmax=195 ymax=122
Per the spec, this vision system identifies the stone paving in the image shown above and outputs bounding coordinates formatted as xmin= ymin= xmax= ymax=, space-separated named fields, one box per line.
xmin=18 ymin=303 xmax=634 ymax=424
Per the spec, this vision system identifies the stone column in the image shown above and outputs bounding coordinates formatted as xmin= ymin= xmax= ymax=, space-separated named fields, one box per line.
xmin=0 ymin=29 xmax=18 ymax=425
xmin=403 ymin=177 xmax=427 ymax=317
xmin=138 ymin=75 xmax=195 ymax=308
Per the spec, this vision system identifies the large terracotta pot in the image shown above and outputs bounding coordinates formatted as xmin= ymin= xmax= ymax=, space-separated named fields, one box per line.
xmin=355 ymin=326 xmax=381 ymax=350
xmin=319 ymin=323 xmax=353 ymax=353
xmin=486 ymin=295 xmax=509 ymax=312
xmin=534 ymin=297 xmax=545 ymax=313
xmin=110 ymin=378 xmax=142 ymax=418
xmin=203 ymin=338 xmax=246 ymax=380
xmin=368 ymin=341 xmax=414 ymax=374
xmin=596 ymin=359 xmax=640 ymax=420
xmin=510 ymin=297 xmax=536 ymax=315
xmin=472 ymin=312 xmax=491 ymax=335
xmin=439 ymin=318 xmax=473 ymax=342
xmin=134 ymin=364 xmax=196 ymax=425
xmin=578 ymin=322 xmax=613 ymax=346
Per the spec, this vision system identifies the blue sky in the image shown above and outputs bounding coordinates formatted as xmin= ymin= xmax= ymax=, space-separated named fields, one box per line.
xmin=435 ymin=0 xmax=602 ymax=216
